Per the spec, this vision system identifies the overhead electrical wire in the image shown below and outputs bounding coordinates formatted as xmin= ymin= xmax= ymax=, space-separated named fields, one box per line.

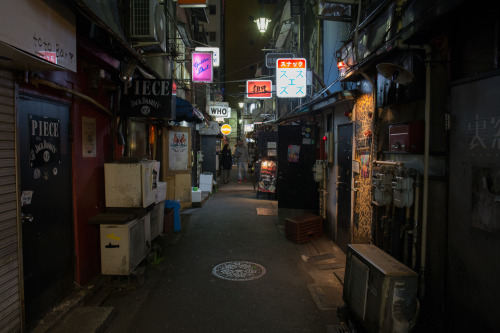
xmin=279 ymin=0 xmax=447 ymax=121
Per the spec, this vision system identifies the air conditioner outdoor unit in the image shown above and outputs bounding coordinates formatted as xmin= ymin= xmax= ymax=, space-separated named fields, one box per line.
xmin=343 ymin=244 xmax=419 ymax=333
xmin=130 ymin=0 xmax=167 ymax=53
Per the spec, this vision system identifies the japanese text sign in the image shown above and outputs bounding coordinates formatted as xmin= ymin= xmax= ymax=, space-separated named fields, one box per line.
xmin=246 ymin=80 xmax=272 ymax=99
xmin=192 ymin=52 xmax=213 ymax=83
xmin=276 ymin=58 xmax=307 ymax=98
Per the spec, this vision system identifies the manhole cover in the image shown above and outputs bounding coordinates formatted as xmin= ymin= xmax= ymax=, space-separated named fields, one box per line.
xmin=212 ymin=261 xmax=266 ymax=281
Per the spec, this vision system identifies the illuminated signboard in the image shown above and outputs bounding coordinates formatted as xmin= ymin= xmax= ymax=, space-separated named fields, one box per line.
xmin=246 ymin=80 xmax=272 ymax=99
xmin=195 ymin=47 xmax=220 ymax=67
xmin=221 ymin=124 xmax=232 ymax=135
xmin=208 ymin=102 xmax=231 ymax=118
xmin=192 ymin=52 xmax=213 ymax=83
xmin=276 ymin=58 xmax=307 ymax=98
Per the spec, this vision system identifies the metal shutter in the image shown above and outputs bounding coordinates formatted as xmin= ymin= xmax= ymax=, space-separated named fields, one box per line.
xmin=0 ymin=69 xmax=22 ymax=332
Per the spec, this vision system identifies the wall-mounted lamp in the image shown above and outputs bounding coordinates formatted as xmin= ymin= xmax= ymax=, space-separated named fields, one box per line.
xmin=255 ymin=17 xmax=271 ymax=33
xmin=238 ymin=102 xmax=244 ymax=108
xmin=337 ymin=59 xmax=347 ymax=70
xmin=120 ymin=60 xmax=137 ymax=82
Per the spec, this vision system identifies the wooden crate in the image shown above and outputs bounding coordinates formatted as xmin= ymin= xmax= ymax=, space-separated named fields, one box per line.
xmin=285 ymin=214 xmax=323 ymax=243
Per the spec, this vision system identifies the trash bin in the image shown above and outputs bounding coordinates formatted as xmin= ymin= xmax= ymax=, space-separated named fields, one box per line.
xmin=164 ymin=200 xmax=181 ymax=232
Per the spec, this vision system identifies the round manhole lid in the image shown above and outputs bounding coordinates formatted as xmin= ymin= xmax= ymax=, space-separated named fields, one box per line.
xmin=212 ymin=261 xmax=266 ymax=281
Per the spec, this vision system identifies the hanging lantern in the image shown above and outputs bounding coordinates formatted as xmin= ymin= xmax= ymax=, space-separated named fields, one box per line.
xmin=254 ymin=17 xmax=271 ymax=33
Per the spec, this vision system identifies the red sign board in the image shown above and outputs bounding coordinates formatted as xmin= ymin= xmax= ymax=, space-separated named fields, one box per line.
xmin=246 ymin=80 xmax=272 ymax=99
xmin=38 ymin=51 xmax=57 ymax=64
xmin=277 ymin=58 xmax=306 ymax=69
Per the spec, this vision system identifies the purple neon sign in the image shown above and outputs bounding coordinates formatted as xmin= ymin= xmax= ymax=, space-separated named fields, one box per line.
xmin=192 ymin=52 xmax=213 ymax=83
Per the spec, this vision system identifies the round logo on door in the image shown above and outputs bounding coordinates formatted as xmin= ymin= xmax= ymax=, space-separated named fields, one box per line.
xmin=221 ymin=124 xmax=231 ymax=135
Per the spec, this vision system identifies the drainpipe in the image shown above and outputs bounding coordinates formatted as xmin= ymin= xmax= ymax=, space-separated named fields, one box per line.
xmin=396 ymin=39 xmax=431 ymax=298
xmin=322 ymin=161 xmax=328 ymax=219
xmin=30 ymin=75 xmax=113 ymax=116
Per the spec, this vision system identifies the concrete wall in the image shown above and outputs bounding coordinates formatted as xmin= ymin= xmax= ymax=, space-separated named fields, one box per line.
xmin=447 ymin=74 xmax=500 ymax=332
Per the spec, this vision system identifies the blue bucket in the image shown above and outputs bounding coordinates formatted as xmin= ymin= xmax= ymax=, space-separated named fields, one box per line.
xmin=164 ymin=200 xmax=181 ymax=232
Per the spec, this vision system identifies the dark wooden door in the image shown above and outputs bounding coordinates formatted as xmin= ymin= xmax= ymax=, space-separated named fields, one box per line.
xmin=277 ymin=124 xmax=318 ymax=210
xmin=18 ymin=96 xmax=73 ymax=328
xmin=336 ymin=123 xmax=353 ymax=253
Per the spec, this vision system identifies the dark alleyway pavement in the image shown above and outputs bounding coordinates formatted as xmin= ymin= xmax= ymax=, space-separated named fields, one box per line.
xmin=47 ymin=168 xmax=348 ymax=333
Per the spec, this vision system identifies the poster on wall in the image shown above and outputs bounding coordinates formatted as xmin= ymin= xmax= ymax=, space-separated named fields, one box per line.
xmin=360 ymin=152 xmax=370 ymax=178
xmin=82 ymin=116 xmax=96 ymax=157
xmin=29 ymin=114 xmax=61 ymax=168
xmin=258 ymin=160 xmax=277 ymax=193
xmin=471 ymin=166 xmax=500 ymax=233
xmin=169 ymin=131 xmax=189 ymax=170
xmin=287 ymin=145 xmax=300 ymax=162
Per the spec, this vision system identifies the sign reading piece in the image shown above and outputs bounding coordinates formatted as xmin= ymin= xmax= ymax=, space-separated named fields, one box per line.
xmin=120 ymin=79 xmax=173 ymax=118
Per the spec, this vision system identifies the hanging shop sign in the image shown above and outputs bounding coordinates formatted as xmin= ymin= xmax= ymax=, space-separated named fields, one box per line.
xmin=192 ymin=52 xmax=213 ymax=83
xmin=208 ymin=102 xmax=231 ymax=118
xmin=120 ymin=79 xmax=173 ymax=118
xmin=246 ymin=80 xmax=272 ymax=99
xmin=265 ymin=53 xmax=294 ymax=68
xmin=29 ymin=114 xmax=61 ymax=168
xmin=195 ymin=47 xmax=220 ymax=67
xmin=276 ymin=58 xmax=307 ymax=98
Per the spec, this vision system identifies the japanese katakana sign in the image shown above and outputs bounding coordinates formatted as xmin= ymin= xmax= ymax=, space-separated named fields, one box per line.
xmin=276 ymin=58 xmax=306 ymax=98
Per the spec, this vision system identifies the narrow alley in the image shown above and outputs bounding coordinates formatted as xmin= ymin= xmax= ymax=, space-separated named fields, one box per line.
xmin=51 ymin=170 xmax=348 ymax=333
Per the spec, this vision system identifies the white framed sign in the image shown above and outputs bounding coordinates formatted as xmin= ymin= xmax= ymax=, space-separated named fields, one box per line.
xmin=195 ymin=47 xmax=220 ymax=67
xmin=208 ymin=102 xmax=231 ymax=118
xmin=276 ymin=58 xmax=307 ymax=98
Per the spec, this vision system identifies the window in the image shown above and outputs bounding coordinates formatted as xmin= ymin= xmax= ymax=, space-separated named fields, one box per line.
xmin=209 ymin=5 xmax=216 ymax=15
xmin=209 ymin=31 xmax=216 ymax=42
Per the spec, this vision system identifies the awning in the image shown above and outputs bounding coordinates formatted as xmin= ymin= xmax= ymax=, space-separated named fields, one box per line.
xmin=175 ymin=97 xmax=204 ymax=123
xmin=277 ymin=90 xmax=356 ymax=124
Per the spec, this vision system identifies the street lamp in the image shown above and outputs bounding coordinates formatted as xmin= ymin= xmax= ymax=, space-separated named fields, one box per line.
xmin=254 ymin=17 xmax=271 ymax=33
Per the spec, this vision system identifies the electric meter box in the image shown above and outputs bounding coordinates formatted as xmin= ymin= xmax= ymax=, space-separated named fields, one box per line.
xmin=389 ymin=120 xmax=424 ymax=153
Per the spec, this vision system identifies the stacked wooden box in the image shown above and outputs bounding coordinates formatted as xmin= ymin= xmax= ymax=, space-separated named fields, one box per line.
xmin=285 ymin=214 xmax=323 ymax=243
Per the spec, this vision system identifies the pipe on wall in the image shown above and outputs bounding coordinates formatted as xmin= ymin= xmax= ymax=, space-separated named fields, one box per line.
xmin=396 ymin=39 xmax=431 ymax=299
xmin=30 ymin=75 xmax=114 ymax=117
xmin=373 ymin=160 xmax=404 ymax=167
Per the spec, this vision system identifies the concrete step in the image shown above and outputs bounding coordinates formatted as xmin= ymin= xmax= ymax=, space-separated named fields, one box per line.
xmin=84 ymin=285 xmax=112 ymax=307
xmin=31 ymin=289 xmax=92 ymax=333
xmin=49 ymin=306 xmax=115 ymax=333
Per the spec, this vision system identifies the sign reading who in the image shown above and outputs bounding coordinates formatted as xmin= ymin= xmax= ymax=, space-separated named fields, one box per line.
xmin=208 ymin=102 xmax=231 ymax=118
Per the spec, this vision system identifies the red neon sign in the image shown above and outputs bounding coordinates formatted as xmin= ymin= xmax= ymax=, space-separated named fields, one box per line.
xmin=246 ymin=80 xmax=272 ymax=99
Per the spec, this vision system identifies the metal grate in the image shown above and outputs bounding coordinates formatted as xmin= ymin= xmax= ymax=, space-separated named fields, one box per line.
xmin=347 ymin=254 xmax=369 ymax=321
xmin=132 ymin=0 xmax=151 ymax=36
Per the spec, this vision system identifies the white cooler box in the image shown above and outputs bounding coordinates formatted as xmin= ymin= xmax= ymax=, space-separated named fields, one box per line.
xmin=150 ymin=201 xmax=165 ymax=240
xmin=200 ymin=172 xmax=213 ymax=193
xmin=192 ymin=189 xmax=202 ymax=202
xmin=100 ymin=215 xmax=149 ymax=275
xmin=104 ymin=160 xmax=160 ymax=208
